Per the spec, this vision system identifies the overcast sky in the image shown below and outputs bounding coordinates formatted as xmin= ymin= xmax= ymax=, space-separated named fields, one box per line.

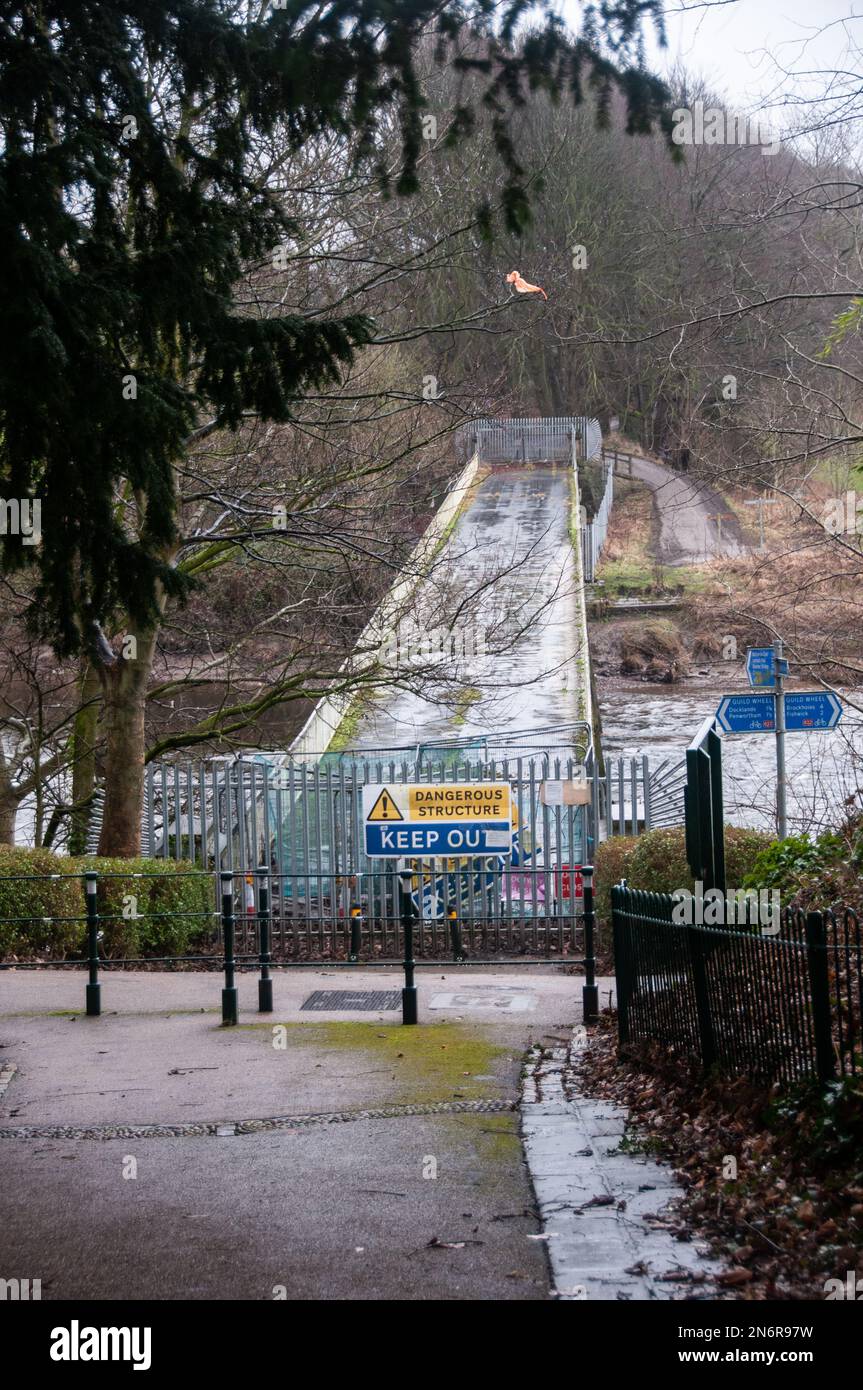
xmin=643 ymin=0 xmax=860 ymax=113
xmin=557 ymin=1 xmax=861 ymax=124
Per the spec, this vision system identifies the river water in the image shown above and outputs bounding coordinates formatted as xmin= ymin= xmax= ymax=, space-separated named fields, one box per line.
xmin=599 ymin=679 xmax=863 ymax=835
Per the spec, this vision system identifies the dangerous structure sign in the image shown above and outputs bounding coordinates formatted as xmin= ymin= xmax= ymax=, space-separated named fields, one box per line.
xmin=362 ymin=783 xmax=512 ymax=858
xmin=366 ymin=788 xmax=403 ymax=822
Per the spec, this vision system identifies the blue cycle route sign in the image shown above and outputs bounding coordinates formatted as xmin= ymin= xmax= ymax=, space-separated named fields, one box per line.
xmin=745 ymin=647 xmax=788 ymax=687
xmin=715 ymin=694 xmax=776 ymax=733
xmin=745 ymin=647 xmax=775 ymax=687
xmin=783 ymin=692 xmax=842 ymax=731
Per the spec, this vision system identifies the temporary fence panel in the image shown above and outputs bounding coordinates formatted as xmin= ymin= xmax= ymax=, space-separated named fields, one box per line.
xmin=142 ymin=753 xmax=599 ymax=957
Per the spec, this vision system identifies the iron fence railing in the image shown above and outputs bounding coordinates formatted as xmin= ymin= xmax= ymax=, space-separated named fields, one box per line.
xmin=0 ymin=864 xmax=584 ymax=966
xmin=612 ymin=885 xmax=863 ymax=1087
xmin=0 ymin=865 xmax=601 ymax=1026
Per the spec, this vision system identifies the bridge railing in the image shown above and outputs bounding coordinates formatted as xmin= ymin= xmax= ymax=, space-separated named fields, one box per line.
xmin=580 ymin=457 xmax=614 ymax=583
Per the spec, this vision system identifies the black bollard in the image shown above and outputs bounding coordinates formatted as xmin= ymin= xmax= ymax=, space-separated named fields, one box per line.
xmin=348 ymin=904 xmax=362 ymax=963
xmin=221 ymin=871 xmax=239 ymax=1025
xmin=84 ymin=871 xmax=101 ymax=1017
xmin=582 ymin=865 xmax=599 ymax=1025
xmin=448 ymin=907 xmax=465 ymax=962
xmin=399 ymin=871 xmax=418 ymax=1025
xmin=257 ymin=865 xmax=273 ymax=1013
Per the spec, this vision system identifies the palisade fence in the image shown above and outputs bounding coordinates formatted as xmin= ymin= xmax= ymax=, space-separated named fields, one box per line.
xmin=455 ymin=416 xmax=611 ymax=578
xmin=139 ymin=752 xmax=591 ymax=958
xmin=133 ymin=747 xmax=686 ymax=946
xmin=458 ymin=416 xmax=603 ymax=466
xmin=612 ymin=885 xmax=863 ymax=1087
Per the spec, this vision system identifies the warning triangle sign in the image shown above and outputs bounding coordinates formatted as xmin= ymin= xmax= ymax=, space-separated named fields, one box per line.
xmin=367 ymin=788 xmax=403 ymax=822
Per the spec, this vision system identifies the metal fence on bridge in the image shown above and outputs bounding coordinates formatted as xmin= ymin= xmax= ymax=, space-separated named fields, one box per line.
xmin=581 ymin=458 xmax=615 ymax=583
xmin=458 ymin=416 xmax=602 ymax=465
xmin=143 ymin=752 xmax=591 ymax=955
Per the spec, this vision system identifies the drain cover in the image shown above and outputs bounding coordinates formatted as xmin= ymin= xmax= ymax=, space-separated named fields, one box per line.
xmin=301 ymin=990 xmax=402 ymax=1012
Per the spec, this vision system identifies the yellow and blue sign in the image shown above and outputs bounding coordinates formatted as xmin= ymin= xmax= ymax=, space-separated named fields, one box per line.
xmin=363 ymin=783 xmax=513 ymax=858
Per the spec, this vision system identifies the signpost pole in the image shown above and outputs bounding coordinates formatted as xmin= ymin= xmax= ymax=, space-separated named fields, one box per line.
xmin=399 ymin=870 xmax=418 ymax=1025
xmin=774 ymin=639 xmax=788 ymax=839
xmin=581 ymin=866 xmax=598 ymax=1025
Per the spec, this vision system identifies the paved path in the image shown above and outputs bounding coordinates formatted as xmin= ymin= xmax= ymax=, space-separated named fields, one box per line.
xmin=0 ymin=967 xmax=599 ymax=1128
xmin=350 ymin=464 xmax=584 ymax=749
xmin=628 ymin=455 xmax=746 ymax=565
xmin=0 ymin=971 xmax=722 ymax=1301
xmin=0 ymin=967 xmax=603 ymax=1301
xmin=523 ymin=1034 xmax=722 ymax=1300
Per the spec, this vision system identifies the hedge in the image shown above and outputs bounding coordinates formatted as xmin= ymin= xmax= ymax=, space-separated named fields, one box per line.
xmin=0 ymin=847 xmax=84 ymax=959
xmin=594 ymin=824 xmax=774 ymax=927
xmin=0 ymin=850 xmax=215 ymax=961
xmin=72 ymin=857 xmax=216 ymax=958
xmin=594 ymin=836 xmax=638 ymax=927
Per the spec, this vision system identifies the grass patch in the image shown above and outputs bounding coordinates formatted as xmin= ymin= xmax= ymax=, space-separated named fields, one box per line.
xmin=595 ymin=478 xmax=658 ymax=595
xmin=451 ymin=686 xmax=482 ymax=726
xmin=595 ymin=477 xmax=715 ymax=598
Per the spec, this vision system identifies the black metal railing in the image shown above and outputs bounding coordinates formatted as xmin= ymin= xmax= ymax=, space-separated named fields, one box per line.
xmin=612 ymin=884 xmax=862 ymax=1087
xmin=0 ymin=865 xmax=599 ymax=1028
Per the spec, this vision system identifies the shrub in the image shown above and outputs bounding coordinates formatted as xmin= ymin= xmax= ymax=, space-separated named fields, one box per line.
xmin=723 ymin=826 xmax=778 ymax=888
xmin=0 ymin=847 xmax=84 ymax=960
xmin=143 ymin=860 xmax=215 ymax=956
xmin=625 ymin=826 xmax=691 ymax=895
xmin=72 ymin=857 xmax=215 ymax=958
xmin=742 ymin=832 xmax=844 ymax=897
xmin=607 ymin=824 xmax=774 ymax=901
xmin=742 ymin=830 xmax=853 ymax=910
xmin=594 ymin=836 xmax=639 ymax=925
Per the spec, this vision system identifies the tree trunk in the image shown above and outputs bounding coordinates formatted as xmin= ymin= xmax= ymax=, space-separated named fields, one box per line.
xmin=0 ymin=795 xmax=16 ymax=845
xmin=69 ymin=661 xmax=103 ymax=854
xmin=97 ymin=623 xmax=159 ymax=857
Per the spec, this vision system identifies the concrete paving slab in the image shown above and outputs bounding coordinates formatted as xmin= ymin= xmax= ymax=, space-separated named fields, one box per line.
xmin=521 ymin=1036 xmax=725 ymax=1300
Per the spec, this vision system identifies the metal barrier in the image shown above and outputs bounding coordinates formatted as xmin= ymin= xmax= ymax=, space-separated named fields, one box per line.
xmin=143 ymin=753 xmax=592 ymax=927
xmin=141 ymin=746 xmax=685 ymax=927
xmin=0 ymin=863 xmax=598 ymax=1028
xmin=581 ymin=458 xmax=614 ymax=583
xmin=141 ymin=746 xmax=685 ymax=931
xmin=584 ymin=748 xmax=686 ymax=849
xmin=458 ymin=416 xmax=602 ymax=465
xmin=612 ymin=885 xmax=863 ymax=1087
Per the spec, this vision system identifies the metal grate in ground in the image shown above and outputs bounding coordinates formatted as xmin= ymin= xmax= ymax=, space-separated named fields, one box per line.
xmin=300 ymin=989 xmax=402 ymax=1012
